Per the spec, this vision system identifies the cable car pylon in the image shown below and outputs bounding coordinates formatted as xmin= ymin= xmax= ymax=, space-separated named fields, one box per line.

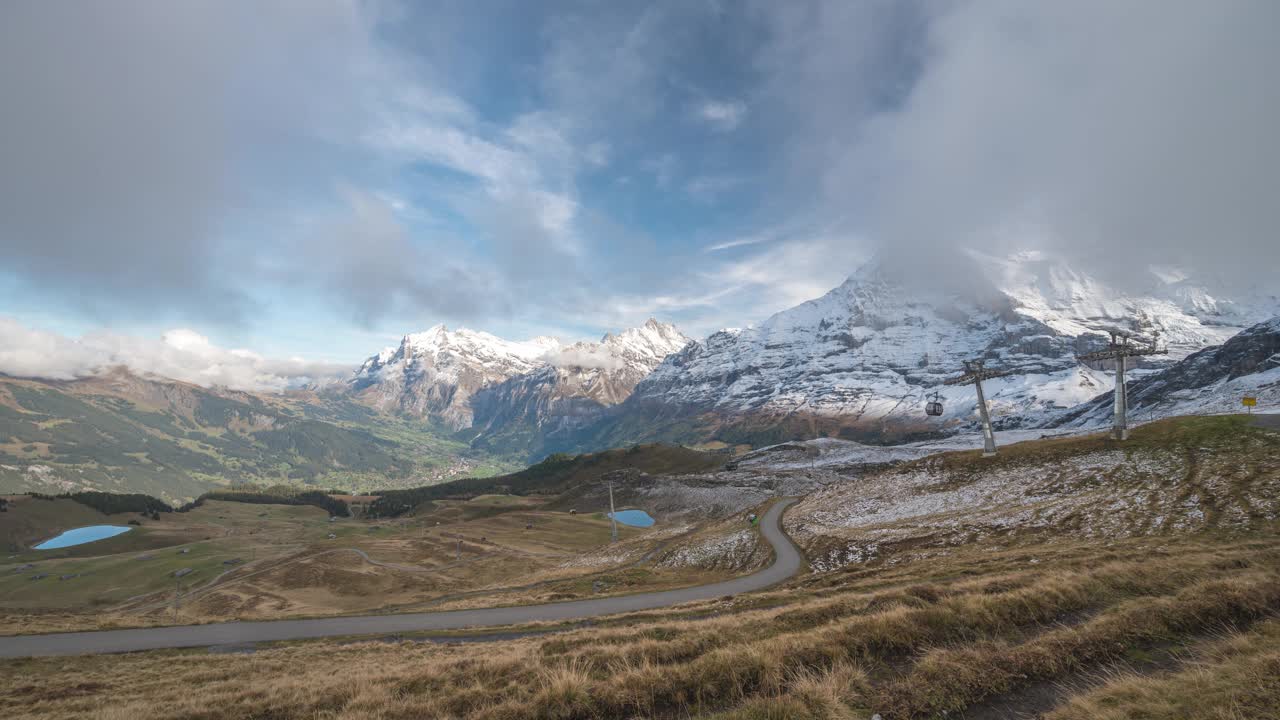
xmin=942 ymin=359 xmax=1010 ymax=456
xmin=1076 ymin=329 xmax=1167 ymax=440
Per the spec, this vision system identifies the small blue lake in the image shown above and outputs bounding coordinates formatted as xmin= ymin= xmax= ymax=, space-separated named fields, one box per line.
xmin=608 ymin=509 xmax=655 ymax=528
xmin=34 ymin=525 xmax=132 ymax=550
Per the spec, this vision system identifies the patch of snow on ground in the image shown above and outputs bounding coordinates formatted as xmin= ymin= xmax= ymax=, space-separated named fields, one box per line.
xmin=658 ymin=530 xmax=759 ymax=569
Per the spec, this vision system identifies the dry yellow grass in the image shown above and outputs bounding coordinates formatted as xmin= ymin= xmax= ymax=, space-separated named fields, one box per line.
xmin=1 ymin=497 xmax=702 ymax=635
xmin=1046 ymin=620 xmax=1280 ymax=720
xmin=4 ymin=527 xmax=1280 ymax=720
xmin=6 ymin=416 xmax=1278 ymax=717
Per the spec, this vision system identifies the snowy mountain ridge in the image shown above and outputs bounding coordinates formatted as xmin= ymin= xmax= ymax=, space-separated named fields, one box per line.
xmin=350 ymin=319 xmax=689 ymax=431
xmin=979 ymin=249 xmax=1272 ymax=358
xmin=610 ymin=251 xmax=1276 ymax=445
xmin=345 ymin=252 xmax=1274 ymax=455
xmin=1052 ymin=315 xmax=1280 ymax=428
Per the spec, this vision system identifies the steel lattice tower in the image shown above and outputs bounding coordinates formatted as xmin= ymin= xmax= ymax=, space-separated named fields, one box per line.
xmin=1076 ymin=330 xmax=1167 ymax=440
xmin=943 ymin=359 xmax=1010 ymax=456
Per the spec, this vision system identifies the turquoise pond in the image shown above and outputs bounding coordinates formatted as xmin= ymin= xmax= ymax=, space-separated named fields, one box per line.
xmin=608 ymin=509 xmax=655 ymax=527
xmin=34 ymin=525 xmax=132 ymax=550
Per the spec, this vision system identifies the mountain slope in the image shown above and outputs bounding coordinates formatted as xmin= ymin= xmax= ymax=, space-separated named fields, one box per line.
xmin=0 ymin=371 xmax=495 ymax=503
xmin=1052 ymin=316 xmax=1280 ymax=427
xmin=349 ymin=319 xmax=689 ymax=458
xmin=584 ymin=253 xmax=1275 ymax=449
xmin=349 ymin=325 xmax=560 ymax=428
xmin=788 ymin=414 xmax=1280 ymax=571
xmin=465 ymin=320 xmax=690 ymax=456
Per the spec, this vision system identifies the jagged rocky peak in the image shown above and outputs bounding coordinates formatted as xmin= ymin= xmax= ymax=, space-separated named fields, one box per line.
xmin=548 ymin=318 xmax=690 ymax=373
xmin=356 ymin=325 xmax=556 ymax=379
xmin=349 ymin=318 xmax=689 ymax=430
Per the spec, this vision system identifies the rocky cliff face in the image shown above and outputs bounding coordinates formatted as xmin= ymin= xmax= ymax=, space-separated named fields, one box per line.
xmin=349 ymin=325 xmax=560 ymax=429
xmin=349 ymin=320 xmax=689 ymax=446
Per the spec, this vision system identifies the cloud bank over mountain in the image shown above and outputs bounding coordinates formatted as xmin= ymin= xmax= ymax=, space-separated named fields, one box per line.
xmin=2 ymin=1 xmax=1275 ymax=355
xmin=754 ymin=0 xmax=1280 ymax=291
xmin=0 ymin=318 xmax=347 ymax=392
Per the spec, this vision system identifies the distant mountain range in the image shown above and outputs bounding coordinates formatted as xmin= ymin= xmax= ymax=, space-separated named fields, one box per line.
xmin=579 ymin=251 xmax=1278 ymax=447
xmin=339 ymin=250 xmax=1275 ymax=452
xmin=2 ymin=251 xmax=1276 ymax=500
xmin=342 ymin=319 xmax=690 ymax=457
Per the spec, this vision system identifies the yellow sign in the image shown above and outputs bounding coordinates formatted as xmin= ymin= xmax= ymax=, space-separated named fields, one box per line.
xmin=1242 ymin=396 xmax=1257 ymax=407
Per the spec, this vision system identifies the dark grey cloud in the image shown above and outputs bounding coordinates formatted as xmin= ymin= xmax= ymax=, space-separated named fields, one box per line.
xmin=1 ymin=3 xmax=242 ymax=320
xmin=0 ymin=1 xmax=400 ymax=324
xmin=293 ymin=188 xmax=504 ymax=327
xmin=752 ymin=0 xmax=1280 ymax=293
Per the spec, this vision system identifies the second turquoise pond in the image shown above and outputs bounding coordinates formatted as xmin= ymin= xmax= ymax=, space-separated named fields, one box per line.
xmin=608 ymin=509 xmax=655 ymax=527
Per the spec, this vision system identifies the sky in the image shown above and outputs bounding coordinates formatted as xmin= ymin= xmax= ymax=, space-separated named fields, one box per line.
xmin=2 ymin=1 xmax=1278 ymax=390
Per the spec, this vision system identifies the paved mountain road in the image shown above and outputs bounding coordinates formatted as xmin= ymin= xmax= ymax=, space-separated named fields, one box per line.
xmin=1252 ymin=414 xmax=1280 ymax=431
xmin=0 ymin=498 xmax=802 ymax=658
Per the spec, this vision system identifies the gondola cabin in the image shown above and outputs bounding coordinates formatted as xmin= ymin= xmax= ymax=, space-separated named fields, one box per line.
xmin=925 ymin=392 xmax=944 ymax=417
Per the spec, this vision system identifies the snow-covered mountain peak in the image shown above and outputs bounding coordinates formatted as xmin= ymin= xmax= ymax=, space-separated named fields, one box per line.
xmin=398 ymin=325 xmax=559 ymax=363
xmin=543 ymin=319 xmax=689 ymax=373
xmin=604 ymin=318 xmax=689 ymax=357
xmin=349 ymin=319 xmax=689 ymax=431
xmin=964 ymin=249 xmax=1272 ymax=357
xmin=624 ymin=252 xmax=1276 ymax=444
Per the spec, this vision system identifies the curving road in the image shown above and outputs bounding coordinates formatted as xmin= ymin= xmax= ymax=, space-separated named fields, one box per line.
xmin=0 ymin=498 xmax=802 ymax=658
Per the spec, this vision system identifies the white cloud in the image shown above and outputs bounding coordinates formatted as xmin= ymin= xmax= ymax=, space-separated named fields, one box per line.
xmin=752 ymin=0 xmax=1280 ymax=290
xmin=583 ymin=142 xmax=611 ymax=167
xmin=697 ymin=100 xmax=747 ymax=131
xmin=710 ymin=237 xmax=861 ymax=311
xmin=704 ymin=235 xmax=769 ymax=253
xmin=0 ymin=317 xmax=348 ymax=393
xmin=367 ymin=123 xmax=533 ymax=186
xmin=544 ymin=345 xmax=625 ymax=371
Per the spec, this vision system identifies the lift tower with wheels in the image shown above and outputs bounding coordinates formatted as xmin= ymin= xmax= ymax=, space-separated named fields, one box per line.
xmin=607 ymin=479 xmax=619 ymax=544
xmin=1076 ymin=330 xmax=1167 ymax=440
xmin=943 ymin=359 xmax=1010 ymax=456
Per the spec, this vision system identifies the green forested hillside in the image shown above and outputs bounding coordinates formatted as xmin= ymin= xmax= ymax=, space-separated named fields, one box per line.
xmin=367 ymin=442 xmax=725 ymax=516
xmin=0 ymin=375 xmax=512 ymax=504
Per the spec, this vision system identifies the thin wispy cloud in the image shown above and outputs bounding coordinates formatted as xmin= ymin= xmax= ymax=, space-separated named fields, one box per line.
xmin=696 ymin=100 xmax=747 ymax=131
xmin=704 ymin=236 xmax=769 ymax=253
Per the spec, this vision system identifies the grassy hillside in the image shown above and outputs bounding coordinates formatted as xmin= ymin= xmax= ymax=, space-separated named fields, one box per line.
xmin=789 ymin=414 xmax=1280 ymax=570
xmin=0 ymin=496 xmax=111 ymax=551
xmin=571 ymin=401 xmax=953 ymax=456
xmin=0 ymin=375 xmax=514 ymax=504
xmin=3 ymin=416 xmax=1280 ymax=719
xmin=368 ymin=443 xmax=726 ymax=517
xmin=5 ymin=515 xmax=1280 ymax=718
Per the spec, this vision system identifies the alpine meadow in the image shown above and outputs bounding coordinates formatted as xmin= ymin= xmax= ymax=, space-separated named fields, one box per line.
xmin=3 ymin=2 xmax=1279 ymax=719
